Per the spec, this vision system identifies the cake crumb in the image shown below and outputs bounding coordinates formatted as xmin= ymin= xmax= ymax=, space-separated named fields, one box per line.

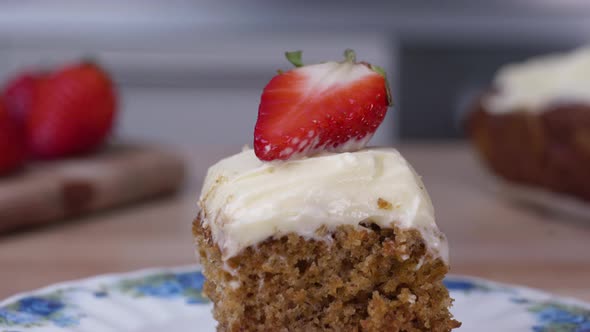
xmin=315 ymin=225 xmax=329 ymax=236
xmin=377 ymin=198 xmax=393 ymax=210
xmin=398 ymin=288 xmax=417 ymax=304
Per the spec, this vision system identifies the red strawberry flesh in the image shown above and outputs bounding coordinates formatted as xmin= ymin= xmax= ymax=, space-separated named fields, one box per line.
xmin=0 ymin=100 xmax=26 ymax=175
xmin=2 ymin=72 xmax=44 ymax=129
xmin=27 ymin=63 xmax=117 ymax=159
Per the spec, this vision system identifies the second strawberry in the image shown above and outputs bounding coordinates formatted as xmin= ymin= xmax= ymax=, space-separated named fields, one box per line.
xmin=2 ymin=62 xmax=118 ymax=160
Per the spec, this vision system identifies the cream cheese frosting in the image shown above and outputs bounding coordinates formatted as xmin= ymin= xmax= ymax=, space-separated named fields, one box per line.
xmin=485 ymin=46 xmax=590 ymax=113
xmin=198 ymin=147 xmax=448 ymax=262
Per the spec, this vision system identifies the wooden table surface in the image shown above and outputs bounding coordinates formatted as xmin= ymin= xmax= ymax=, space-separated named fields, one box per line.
xmin=1 ymin=143 xmax=589 ymax=301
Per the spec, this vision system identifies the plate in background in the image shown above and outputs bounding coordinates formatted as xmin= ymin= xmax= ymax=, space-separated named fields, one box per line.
xmin=500 ymin=181 xmax=590 ymax=221
xmin=1 ymin=266 xmax=589 ymax=332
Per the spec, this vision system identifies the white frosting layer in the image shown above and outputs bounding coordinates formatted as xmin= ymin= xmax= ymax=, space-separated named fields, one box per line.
xmin=485 ymin=46 xmax=590 ymax=113
xmin=199 ymin=148 xmax=448 ymax=262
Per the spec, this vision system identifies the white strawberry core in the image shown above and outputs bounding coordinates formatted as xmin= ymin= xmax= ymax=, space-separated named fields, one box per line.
xmin=297 ymin=61 xmax=375 ymax=93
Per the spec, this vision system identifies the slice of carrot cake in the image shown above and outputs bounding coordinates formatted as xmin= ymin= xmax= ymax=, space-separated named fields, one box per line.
xmin=193 ymin=50 xmax=459 ymax=331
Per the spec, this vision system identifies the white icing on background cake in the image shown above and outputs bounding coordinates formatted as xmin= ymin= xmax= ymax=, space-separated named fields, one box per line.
xmin=199 ymin=148 xmax=448 ymax=263
xmin=485 ymin=46 xmax=590 ymax=113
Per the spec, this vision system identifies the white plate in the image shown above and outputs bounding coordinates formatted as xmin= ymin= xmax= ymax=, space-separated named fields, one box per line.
xmin=1 ymin=266 xmax=589 ymax=332
xmin=499 ymin=181 xmax=590 ymax=221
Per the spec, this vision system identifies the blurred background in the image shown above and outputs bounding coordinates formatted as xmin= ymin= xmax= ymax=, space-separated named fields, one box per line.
xmin=1 ymin=0 xmax=590 ymax=306
xmin=1 ymin=0 xmax=589 ymax=145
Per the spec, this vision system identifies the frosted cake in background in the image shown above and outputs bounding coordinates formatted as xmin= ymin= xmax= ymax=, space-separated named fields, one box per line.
xmin=468 ymin=47 xmax=590 ymax=203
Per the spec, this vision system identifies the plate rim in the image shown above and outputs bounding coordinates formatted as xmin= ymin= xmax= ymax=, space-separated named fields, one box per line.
xmin=0 ymin=265 xmax=200 ymax=306
xmin=498 ymin=179 xmax=590 ymax=220
xmin=447 ymin=273 xmax=590 ymax=310
xmin=2 ymin=265 xmax=589 ymax=310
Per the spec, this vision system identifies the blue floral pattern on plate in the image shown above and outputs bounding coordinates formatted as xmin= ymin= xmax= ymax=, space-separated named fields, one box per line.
xmin=116 ymin=271 xmax=207 ymax=304
xmin=0 ymin=269 xmax=207 ymax=331
xmin=448 ymin=279 xmax=590 ymax=332
xmin=1 ymin=266 xmax=589 ymax=331
xmin=0 ymin=293 xmax=82 ymax=329
xmin=528 ymin=302 xmax=590 ymax=332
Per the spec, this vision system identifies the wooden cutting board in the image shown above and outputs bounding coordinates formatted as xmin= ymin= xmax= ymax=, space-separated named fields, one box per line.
xmin=0 ymin=144 xmax=185 ymax=233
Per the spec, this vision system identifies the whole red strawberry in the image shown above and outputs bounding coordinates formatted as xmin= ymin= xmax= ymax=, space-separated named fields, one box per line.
xmin=27 ymin=62 xmax=117 ymax=159
xmin=0 ymin=99 xmax=26 ymax=175
xmin=254 ymin=49 xmax=391 ymax=161
xmin=2 ymin=71 xmax=45 ymax=129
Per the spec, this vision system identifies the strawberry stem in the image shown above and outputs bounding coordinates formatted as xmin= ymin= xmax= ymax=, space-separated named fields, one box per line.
xmin=370 ymin=64 xmax=393 ymax=106
xmin=285 ymin=51 xmax=304 ymax=67
xmin=344 ymin=49 xmax=356 ymax=63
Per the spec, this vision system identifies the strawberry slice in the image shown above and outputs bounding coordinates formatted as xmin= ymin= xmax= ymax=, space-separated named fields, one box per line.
xmin=254 ymin=49 xmax=391 ymax=161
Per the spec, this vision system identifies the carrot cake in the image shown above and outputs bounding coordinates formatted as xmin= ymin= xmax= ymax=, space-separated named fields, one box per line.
xmin=194 ymin=50 xmax=459 ymax=331
xmin=467 ymin=47 xmax=590 ymax=202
